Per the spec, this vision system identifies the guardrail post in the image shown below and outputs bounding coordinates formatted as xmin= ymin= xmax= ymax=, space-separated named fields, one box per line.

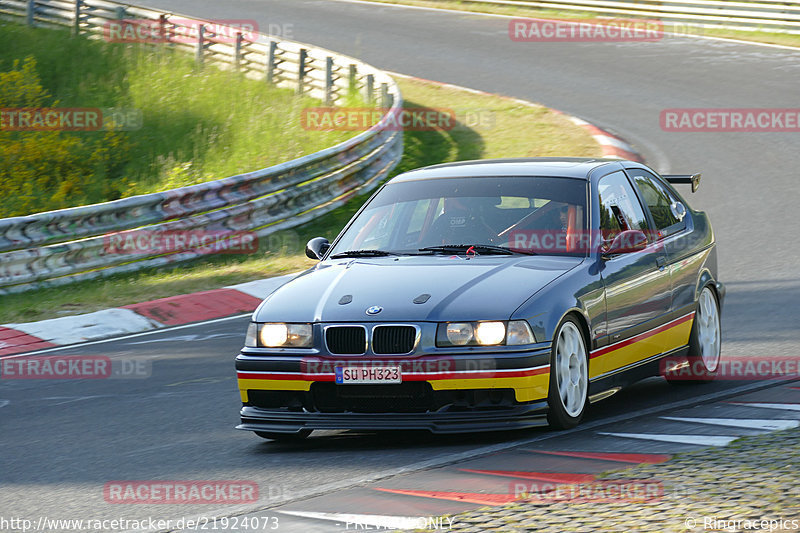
xmin=380 ymin=83 xmax=390 ymax=108
xmin=365 ymin=74 xmax=374 ymax=104
xmin=114 ymin=6 xmax=125 ymax=20
xmin=235 ymin=32 xmax=243 ymax=71
xmin=324 ymin=56 xmax=334 ymax=105
xmin=159 ymin=14 xmax=169 ymax=43
xmin=26 ymin=0 xmax=35 ymax=27
xmin=72 ymin=0 xmax=82 ymax=36
xmin=348 ymin=64 xmax=357 ymax=94
xmin=266 ymin=41 xmax=277 ymax=84
xmin=196 ymin=24 xmax=205 ymax=68
xmin=297 ymin=48 xmax=307 ymax=95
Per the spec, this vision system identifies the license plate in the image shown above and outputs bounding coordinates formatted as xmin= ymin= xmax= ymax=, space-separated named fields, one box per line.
xmin=335 ymin=366 xmax=402 ymax=384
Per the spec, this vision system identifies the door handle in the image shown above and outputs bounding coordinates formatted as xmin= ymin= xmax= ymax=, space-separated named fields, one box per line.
xmin=656 ymin=256 xmax=666 ymax=271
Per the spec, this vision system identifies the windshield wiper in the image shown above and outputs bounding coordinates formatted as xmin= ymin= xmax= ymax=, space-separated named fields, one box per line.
xmin=419 ymin=244 xmax=537 ymax=256
xmin=329 ymin=249 xmax=400 ymax=259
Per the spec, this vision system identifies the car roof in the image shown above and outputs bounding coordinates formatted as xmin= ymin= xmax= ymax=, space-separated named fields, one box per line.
xmin=390 ymin=158 xmax=627 ymax=183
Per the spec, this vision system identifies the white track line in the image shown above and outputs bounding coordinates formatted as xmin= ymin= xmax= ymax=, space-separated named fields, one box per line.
xmin=598 ymin=432 xmax=738 ymax=446
xmin=729 ymin=402 xmax=800 ymax=412
xmin=661 ymin=417 xmax=799 ymax=431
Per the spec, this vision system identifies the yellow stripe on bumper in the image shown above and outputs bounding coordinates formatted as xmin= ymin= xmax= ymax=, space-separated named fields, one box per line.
xmin=238 ymin=373 xmax=550 ymax=404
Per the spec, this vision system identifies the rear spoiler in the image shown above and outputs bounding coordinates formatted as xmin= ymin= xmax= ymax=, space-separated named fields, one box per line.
xmin=663 ymin=173 xmax=701 ymax=193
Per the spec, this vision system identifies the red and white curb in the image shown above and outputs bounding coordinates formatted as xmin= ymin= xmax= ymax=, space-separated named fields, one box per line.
xmin=389 ymin=71 xmax=644 ymax=162
xmin=0 ymin=274 xmax=297 ymax=356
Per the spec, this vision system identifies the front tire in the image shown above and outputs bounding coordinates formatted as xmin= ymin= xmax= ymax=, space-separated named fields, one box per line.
xmin=547 ymin=317 xmax=589 ymax=429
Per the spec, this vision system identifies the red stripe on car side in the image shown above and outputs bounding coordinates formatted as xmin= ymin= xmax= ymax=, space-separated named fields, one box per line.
xmin=590 ymin=312 xmax=694 ymax=360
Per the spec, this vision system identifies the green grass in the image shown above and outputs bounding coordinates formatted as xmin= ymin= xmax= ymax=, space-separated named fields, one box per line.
xmin=0 ymin=75 xmax=601 ymax=324
xmin=355 ymin=0 xmax=800 ymax=48
xmin=0 ymin=22 xmax=359 ymax=215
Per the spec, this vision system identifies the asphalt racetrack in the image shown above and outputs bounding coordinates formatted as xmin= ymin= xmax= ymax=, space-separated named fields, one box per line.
xmin=2 ymin=1 xmax=799 ymax=531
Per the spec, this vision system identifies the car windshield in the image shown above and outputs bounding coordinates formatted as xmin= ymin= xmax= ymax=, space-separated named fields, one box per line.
xmin=328 ymin=176 xmax=588 ymax=257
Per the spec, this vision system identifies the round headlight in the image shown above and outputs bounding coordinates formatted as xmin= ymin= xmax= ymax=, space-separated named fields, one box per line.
xmin=475 ymin=321 xmax=506 ymax=345
xmin=446 ymin=323 xmax=474 ymax=345
xmin=260 ymin=323 xmax=288 ymax=347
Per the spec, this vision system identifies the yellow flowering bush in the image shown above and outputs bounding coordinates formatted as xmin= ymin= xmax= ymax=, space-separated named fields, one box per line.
xmin=0 ymin=57 xmax=130 ymax=217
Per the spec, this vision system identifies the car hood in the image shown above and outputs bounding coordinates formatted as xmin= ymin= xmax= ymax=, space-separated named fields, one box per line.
xmin=253 ymin=255 xmax=582 ymax=323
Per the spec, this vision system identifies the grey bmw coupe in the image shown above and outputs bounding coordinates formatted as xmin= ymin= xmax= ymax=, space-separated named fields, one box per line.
xmin=235 ymin=158 xmax=724 ymax=440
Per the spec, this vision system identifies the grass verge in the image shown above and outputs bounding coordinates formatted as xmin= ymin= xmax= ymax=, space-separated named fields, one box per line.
xmin=353 ymin=0 xmax=800 ymax=48
xmin=0 ymin=75 xmax=601 ymax=324
xmin=0 ymin=22 xmax=358 ymax=216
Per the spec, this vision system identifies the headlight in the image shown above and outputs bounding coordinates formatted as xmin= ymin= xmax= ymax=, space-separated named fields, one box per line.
xmin=245 ymin=322 xmax=259 ymax=347
xmin=445 ymin=323 xmax=474 ymax=345
xmin=437 ymin=320 xmax=535 ymax=347
xmin=506 ymin=320 xmax=536 ymax=345
xmin=245 ymin=322 xmax=313 ymax=348
xmin=474 ymin=321 xmax=506 ymax=345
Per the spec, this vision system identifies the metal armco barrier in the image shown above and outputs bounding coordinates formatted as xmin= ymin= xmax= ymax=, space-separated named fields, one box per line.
xmin=0 ymin=0 xmax=404 ymax=293
xmin=449 ymin=0 xmax=800 ymax=33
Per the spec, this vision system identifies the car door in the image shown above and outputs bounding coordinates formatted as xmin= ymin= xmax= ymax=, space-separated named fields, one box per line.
xmin=593 ymin=171 xmax=673 ymax=376
xmin=626 ymin=167 xmax=697 ymax=351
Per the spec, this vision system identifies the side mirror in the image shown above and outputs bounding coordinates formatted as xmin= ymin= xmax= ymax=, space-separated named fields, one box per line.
xmin=305 ymin=237 xmax=330 ymax=260
xmin=602 ymin=230 xmax=648 ymax=257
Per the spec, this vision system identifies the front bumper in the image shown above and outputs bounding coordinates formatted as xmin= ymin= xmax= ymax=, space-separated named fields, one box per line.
xmin=235 ymin=348 xmax=552 ymax=434
xmin=237 ymin=401 xmax=549 ymax=434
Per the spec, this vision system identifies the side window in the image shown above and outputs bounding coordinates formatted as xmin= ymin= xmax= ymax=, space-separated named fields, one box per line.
xmin=597 ymin=171 xmax=648 ymax=240
xmin=628 ymin=169 xmax=682 ymax=235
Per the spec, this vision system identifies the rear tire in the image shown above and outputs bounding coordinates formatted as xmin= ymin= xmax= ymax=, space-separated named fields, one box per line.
xmin=666 ymin=286 xmax=721 ymax=384
xmin=547 ymin=316 xmax=589 ymax=429
xmin=255 ymin=430 xmax=312 ymax=441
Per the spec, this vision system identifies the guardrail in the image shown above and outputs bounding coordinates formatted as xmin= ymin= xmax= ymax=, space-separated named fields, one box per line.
xmin=451 ymin=0 xmax=800 ymax=33
xmin=0 ymin=0 xmax=403 ymax=294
